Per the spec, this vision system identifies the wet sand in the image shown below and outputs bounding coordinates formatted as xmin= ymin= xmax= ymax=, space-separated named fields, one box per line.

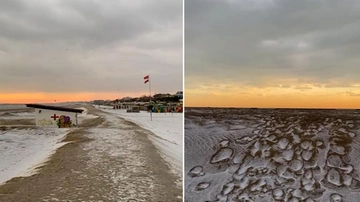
xmin=0 ymin=104 xmax=181 ymax=202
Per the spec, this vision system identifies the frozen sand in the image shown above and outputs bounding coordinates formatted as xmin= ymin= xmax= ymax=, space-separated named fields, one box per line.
xmin=0 ymin=104 xmax=92 ymax=185
xmin=99 ymin=107 xmax=183 ymax=178
xmin=0 ymin=128 xmax=69 ymax=185
xmin=185 ymin=108 xmax=360 ymax=202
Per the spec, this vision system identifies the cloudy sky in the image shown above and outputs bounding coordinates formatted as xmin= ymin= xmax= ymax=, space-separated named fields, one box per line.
xmin=186 ymin=0 xmax=360 ymax=108
xmin=0 ymin=0 xmax=182 ymax=103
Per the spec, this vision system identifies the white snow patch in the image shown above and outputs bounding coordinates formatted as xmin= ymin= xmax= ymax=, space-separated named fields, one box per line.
xmin=0 ymin=128 xmax=70 ymax=185
xmin=210 ymin=148 xmax=233 ymax=163
xmin=11 ymin=112 xmax=34 ymax=116
xmin=76 ymin=107 xmax=99 ymax=124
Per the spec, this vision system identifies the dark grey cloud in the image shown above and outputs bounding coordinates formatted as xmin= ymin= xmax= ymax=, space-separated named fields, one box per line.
xmin=185 ymin=0 xmax=360 ymax=87
xmin=0 ymin=0 xmax=182 ymax=96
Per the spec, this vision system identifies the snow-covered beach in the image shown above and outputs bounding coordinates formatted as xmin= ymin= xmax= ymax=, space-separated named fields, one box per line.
xmin=0 ymin=104 xmax=182 ymax=201
xmin=185 ymin=107 xmax=360 ymax=202
xmin=0 ymin=104 xmax=102 ymax=185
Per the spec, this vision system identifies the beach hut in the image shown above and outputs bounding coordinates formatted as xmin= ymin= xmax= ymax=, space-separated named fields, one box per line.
xmin=26 ymin=104 xmax=84 ymax=128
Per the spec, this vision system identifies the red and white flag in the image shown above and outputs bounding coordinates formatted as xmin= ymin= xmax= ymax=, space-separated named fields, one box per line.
xmin=144 ymin=75 xmax=149 ymax=84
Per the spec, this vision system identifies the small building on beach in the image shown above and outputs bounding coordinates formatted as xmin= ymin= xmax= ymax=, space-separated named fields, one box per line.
xmin=26 ymin=104 xmax=84 ymax=128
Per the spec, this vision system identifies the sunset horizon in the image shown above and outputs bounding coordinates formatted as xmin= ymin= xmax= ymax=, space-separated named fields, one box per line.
xmin=185 ymin=83 xmax=360 ymax=109
xmin=185 ymin=0 xmax=360 ymax=109
xmin=0 ymin=91 xmax=163 ymax=104
xmin=0 ymin=1 xmax=182 ymax=105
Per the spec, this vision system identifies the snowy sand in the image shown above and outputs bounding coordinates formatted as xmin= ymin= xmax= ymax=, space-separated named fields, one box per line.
xmin=0 ymin=111 xmax=34 ymax=120
xmin=0 ymin=104 xmax=182 ymax=202
xmin=76 ymin=107 xmax=99 ymax=123
xmin=99 ymin=107 xmax=183 ymax=178
xmin=0 ymin=128 xmax=70 ymax=185
xmin=0 ymin=103 xmax=91 ymax=185
xmin=185 ymin=108 xmax=360 ymax=202
xmin=79 ymin=111 xmax=159 ymax=201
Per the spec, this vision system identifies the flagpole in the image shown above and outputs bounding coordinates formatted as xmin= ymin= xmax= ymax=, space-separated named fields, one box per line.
xmin=149 ymin=75 xmax=152 ymax=121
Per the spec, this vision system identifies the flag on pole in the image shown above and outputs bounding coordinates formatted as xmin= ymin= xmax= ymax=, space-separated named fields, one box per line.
xmin=144 ymin=74 xmax=152 ymax=121
xmin=144 ymin=75 xmax=149 ymax=84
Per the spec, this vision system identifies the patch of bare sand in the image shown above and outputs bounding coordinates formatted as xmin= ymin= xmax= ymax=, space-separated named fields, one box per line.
xmin=0 ymin=104 xmax=182 ymax=202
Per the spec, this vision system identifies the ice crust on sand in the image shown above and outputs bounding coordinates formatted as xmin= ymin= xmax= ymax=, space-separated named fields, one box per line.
xmin=185 ymin=108 xmax=360 ymax=202
xmin=210 ymin=147 xmax=233 ymax=163
xmin=188 ymin=166 xmax=204 ymax=177
xmin=278 ymin=138 xmax=289 ymax=150
xmin=219 ymin=139 xmax=230 ymax=147
xmin=233 ymin=152 xmax=245 ymax=164
xmin=194 ymin=182 xmax=210 ymax=191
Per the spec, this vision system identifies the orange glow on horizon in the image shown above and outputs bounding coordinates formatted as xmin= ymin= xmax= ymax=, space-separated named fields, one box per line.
xmin=185 ymin=86 xmax=360 ymax=109
xmin=0 ymin=92 xmax=149 ymax=104
xmin=186 ymin=94 xmax=360 ymax=109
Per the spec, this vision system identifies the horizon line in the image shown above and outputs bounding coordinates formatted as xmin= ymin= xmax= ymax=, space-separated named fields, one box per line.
xmin=186 ymin=106 xmax=360 ymax=110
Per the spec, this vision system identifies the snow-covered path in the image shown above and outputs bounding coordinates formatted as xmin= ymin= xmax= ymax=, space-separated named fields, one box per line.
xmin=73 ymin=110 xmax=182 ymax=201
xmin=100 ymin=108 xmax=183 ymax=178
xmin=80 ymin=111 xmax=157 ymax=201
